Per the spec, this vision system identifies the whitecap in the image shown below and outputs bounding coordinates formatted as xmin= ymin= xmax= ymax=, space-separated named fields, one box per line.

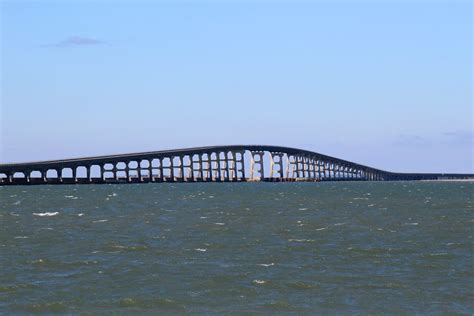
xmin=298 ymin=208 xmax=308 ymax=211
xmin=258 ymin=263 xmax=275 ymax=267
xmin=253 ymin=280 xmax=266 ymax=284
xmin=14 ymin=236 xmax=28 ymax=239
xmin=214 ymin=222 xmax=225 ymax=225
xmin=77 ymin=213 xmax=84 ymax=217
xmin=195 ymin=248 xmax=207 ymax=252
xmin=288 ymin=239 xmax=315 ymax=242
xmin=93 ymin=219 xmax=108 ymax=223
xmin=12 ymin=200 xmax=21 ymax=206
xmin=334 ymin=222 xmax=346 ymax=226
xmin=316 ymin=227 xmax=328 ymax=231
xmin=33 ymin=212 xmax=59 ymax=217
xmin=403 ymin=222 xmax=419 ymax=226
xmin=200 ymin=216 xmax=207 ymax=219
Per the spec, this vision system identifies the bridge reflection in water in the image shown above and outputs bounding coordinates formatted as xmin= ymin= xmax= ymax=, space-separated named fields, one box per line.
xmin=0 ymin=145 xmax=472 ymax=185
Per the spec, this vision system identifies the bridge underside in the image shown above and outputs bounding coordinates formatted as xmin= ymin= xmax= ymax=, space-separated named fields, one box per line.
xmin=0 ymin=145 xmax=472 ymax=185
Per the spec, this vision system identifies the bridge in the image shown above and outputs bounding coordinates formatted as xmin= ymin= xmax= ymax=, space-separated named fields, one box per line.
xmin=0 ymin=145 xmax=472 ymax=185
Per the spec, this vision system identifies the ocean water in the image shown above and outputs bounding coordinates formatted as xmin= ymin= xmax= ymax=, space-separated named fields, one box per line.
xmin=0 ymin=182 xmax=473 ymax=314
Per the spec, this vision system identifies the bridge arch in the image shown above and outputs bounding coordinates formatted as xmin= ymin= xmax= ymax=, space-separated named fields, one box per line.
xmin=0 ymin=145 xmax=472 ymax=185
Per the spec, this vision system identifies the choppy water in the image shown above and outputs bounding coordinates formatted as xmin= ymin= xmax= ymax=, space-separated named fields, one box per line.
xmin=1 ymin=182 xmax=473 ymax=314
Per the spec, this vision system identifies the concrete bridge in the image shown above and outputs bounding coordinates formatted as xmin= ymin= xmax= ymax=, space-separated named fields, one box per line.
xmin=0 ymin=145 xmax=472 ymax=185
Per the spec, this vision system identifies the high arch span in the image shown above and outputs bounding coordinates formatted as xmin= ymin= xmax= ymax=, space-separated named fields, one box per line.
xmin=0 ymin=145 xmax=472 ymax=185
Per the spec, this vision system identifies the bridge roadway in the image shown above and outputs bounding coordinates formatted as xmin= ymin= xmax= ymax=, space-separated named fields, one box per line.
xmin=0 ymin=145 xmax=472 ymax=185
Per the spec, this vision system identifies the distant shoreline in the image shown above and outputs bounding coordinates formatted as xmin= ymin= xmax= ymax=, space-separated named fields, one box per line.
xmin=420 ymin=179 xmax=474 ymax=182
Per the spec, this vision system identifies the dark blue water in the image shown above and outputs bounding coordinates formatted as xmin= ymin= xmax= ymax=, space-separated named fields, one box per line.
xmin=1 ymin=182 xmax=473 ymax=314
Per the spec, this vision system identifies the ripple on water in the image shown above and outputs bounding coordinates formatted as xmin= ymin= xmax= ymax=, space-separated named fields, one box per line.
xmin=0 ymin=283 xmax=37 ymax=293
xmin=33 ymin=212 xmax=59 ymax=217
xmin=29 ymin=258 xmax=99 ymax=269
xmin=403 ymin=222 xmax=419 ymax=226
xmin=253 ymin=279 xmax=266 ymax=284
xmin=18 ymin=301 xmax=68 ymax=313
xmin=93 ymin=219 xmax=108 ymax=223
xmin=114 ymin=297 xmax=185 ymax=311
xmin=287 ymin=281 xmax=318 ymax=290
xmin=261 ymin=300 xmax=304 ymax=312
xmin=104 ymin=244 xmax=149 ymax=252
xmin=288 ymin=239 xmax=315 ymax=243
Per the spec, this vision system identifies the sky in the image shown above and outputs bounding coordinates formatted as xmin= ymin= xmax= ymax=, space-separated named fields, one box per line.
xmin=1 ymin=0 xmax=472 ymax=173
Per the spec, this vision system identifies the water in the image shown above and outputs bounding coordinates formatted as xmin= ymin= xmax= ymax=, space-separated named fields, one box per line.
xmin=1 ymin=182 xmax=473 ymax=314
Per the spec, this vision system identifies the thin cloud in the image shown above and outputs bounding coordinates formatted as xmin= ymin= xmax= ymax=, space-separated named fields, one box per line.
xmin=442 ymin=130 xmax=473 ymax=145
xmin=47 ymin=36 xmax=106 ymax=48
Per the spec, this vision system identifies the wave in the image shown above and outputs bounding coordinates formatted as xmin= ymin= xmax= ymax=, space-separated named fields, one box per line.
xmin=114 ymin=297 xmax=184 ymax=310
xmin=288 ymin=239 xmax=315 ymax=242
xmin=93 ymin=219 xmax=108 ymax=223
xmin=33 ymin=212 xmax=59 ymax=217
xmin=105 ymin=244 xmax=149 ymax=252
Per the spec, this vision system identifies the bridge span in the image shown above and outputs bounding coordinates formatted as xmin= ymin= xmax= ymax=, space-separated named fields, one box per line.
xmin=0 ymin=145 xmax=472 ymax=185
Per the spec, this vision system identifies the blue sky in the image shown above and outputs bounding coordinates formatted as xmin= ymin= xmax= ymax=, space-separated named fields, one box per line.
xmin=1 ymin=1 xmax=472 ymax=172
